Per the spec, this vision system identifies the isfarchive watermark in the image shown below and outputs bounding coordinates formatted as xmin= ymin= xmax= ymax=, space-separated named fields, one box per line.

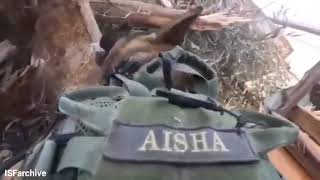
xmin=4 ymin=169 xmax=47 ymax=177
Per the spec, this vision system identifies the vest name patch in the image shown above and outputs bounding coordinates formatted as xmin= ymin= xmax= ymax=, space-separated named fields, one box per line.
xmin=138 ymin=130 xmax=230 ymax=153
xmin=104 ymin=121 xmax=258 ymax=164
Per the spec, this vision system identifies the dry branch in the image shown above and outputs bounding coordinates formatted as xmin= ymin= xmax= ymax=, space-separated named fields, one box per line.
xmin=270 ymin=17 xmax=320 ymax=36
xmin=0 ymin=40 xmax=16 ymax=64
xmin=79 ymin=0 xmax=102 ymax=43
xmin=91 ymin=0 xmax=250 ymax=31
xmin=194 ymin=13 xmax=250 ymax=31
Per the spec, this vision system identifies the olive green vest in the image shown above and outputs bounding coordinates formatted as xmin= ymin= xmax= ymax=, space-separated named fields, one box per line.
xmin=18 ymin=46 xmax=298 ymax=180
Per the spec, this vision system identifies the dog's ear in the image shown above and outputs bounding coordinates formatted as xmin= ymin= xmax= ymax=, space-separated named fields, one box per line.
xmin=153 ymin=6 xmax=203 ymax=45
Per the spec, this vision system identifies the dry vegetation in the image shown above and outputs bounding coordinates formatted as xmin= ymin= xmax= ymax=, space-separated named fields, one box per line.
xmin=184 ymin=24 xmax=293 ymax=109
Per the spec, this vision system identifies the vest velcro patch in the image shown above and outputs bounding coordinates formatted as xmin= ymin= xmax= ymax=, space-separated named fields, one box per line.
xmin=104 ymin=121 xmax=258 ymax=164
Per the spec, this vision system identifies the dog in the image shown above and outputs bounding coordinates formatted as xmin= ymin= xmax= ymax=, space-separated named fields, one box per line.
xmin=98 ymin=6 xmax=204 ymax=91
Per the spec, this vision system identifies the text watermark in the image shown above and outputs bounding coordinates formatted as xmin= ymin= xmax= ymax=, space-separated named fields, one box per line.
xmin=4 ymin=169 xmax=47 ymax=177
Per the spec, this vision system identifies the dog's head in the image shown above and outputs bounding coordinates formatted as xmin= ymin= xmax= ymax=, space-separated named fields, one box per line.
xmin=99 ymin=6 xmax=203 ymax=78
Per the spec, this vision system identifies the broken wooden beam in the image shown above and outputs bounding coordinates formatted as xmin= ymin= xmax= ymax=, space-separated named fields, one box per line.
xmin=277 ymin=61 xmax=320 ymax=116
xmin=287 ymin=106 xmax=320 ymax=145
xmin=287 ymin=131 xmax=320 ymax=179
xmin=265 ymin=111 xmax=320 ymax=180
xmin=268 ymin=148 xmax=312 ymax=180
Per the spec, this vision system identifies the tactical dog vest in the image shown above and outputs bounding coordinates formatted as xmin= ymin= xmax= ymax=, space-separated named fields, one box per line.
xmin=44 ymin=94 xmax=297 ymax=180
xmin=16 ymin=47 xmax=298 ymax=180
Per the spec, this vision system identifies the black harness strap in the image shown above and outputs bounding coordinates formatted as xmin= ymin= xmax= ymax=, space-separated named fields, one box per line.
xmin=159 ymin=53 xmax=174 ymax=90
xmin=155 ymin=89 xmax=246 ymax=129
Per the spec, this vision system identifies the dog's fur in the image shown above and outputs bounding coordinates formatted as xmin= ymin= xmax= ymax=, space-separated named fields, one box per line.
xmin=99 ymin=6 xmax=203 ymax=91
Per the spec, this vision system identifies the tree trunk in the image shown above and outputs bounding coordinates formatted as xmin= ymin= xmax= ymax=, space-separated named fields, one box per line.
xmin=0 ymin=0 xmax=103 ymax=153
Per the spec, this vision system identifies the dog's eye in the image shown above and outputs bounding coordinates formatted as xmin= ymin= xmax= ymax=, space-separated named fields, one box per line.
xmin=100 ymin=34 xmax=118 ymax=54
